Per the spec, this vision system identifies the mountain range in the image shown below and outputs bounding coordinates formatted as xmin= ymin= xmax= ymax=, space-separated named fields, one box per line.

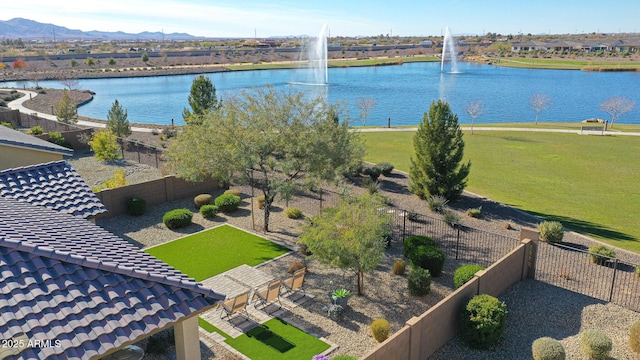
xmin=0 ymin=18 xmax=197 ymax=40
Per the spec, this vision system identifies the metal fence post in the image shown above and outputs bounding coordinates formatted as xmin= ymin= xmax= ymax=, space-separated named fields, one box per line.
xmin=455 ymin=227 xmax=461 ymax=260
xmin=608 ymin=259 xmax=619 ymax=302
xmin=402 ymin=210 xmax=407 ymax=240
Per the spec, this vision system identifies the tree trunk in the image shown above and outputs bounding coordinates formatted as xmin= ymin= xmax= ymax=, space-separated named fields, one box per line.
xmin=263 ymin=197 xmax=271 ymax=233
xmin=357 ymin=271 xmax=364 ymax=296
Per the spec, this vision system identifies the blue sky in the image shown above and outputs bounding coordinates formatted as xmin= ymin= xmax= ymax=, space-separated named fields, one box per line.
xmin=2 ymin=0 xmax=638 ymax=38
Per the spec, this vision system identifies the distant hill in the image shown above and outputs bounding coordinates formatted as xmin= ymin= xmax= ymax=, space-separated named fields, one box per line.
xmin=0 ymin=18 xmax=196 ymax=40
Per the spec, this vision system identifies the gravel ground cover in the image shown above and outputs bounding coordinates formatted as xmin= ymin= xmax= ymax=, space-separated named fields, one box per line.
xmin=69 ymin=150 xmax=640 ymax=359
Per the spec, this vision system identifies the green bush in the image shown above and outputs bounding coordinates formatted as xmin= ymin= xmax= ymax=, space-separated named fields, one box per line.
xmin=461 ymin=294 xmax=507 ymax=349
xmin=194 ymin=194 xmax=212 ymax=209
xmin=29 ymin=126 xmax=44 ymax=135
xmin=588 ymin=244 xmax=616 ymax=265
xmin=48 ymin=131 xmax=71 ymax=148
xmin=403 ymin=235 xmax=436 ymax=258
xmin=393 ymin=259 xmax=406 ymax=275
xmin=376 ymin=162 xmax=394 ymax=176
xmin=580 ymin=329 xmax=612 ymax=360
xmin=126 ymin=197 xmax=147 ymax=216
xmin=371 ymin=318 xmax=390 ymax=342
xmin=443 ymin=210 xmax=461 ymax=227
xmin=162 ymin=208 xmax=193 ymax=229
xmin=426 ymin=194 xmax=449 ymax=213
xmin=215 ymin=193 xmax=242 ymax=212
xmin=454 ymin=264 xmax=485 ymax=289
xmin=285 ymin=207 xmax=303 ymax=219
xmin=89 ymin=129 xmax=121 ymax=161
xmin=538 ymin=221 xmax=564 ymax=243
xmin=630 ymin=321 xmax=640 ymax=355
xmin=199 ymin=204 xmax=219 ymax=219
xmin=407 ymin=245 xmax=445 ymax=277
xmin=362 ymin=166 xmax=382 ymax=181
xmin=466 ymin=206 xmax=482 ymax=218
xmin=532 ymin=337 xmax=566 ymax=360
xmin=407 ymin=266 xmax=431 ymax=296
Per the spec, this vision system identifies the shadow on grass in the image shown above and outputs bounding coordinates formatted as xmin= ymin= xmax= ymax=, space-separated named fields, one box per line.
xmin=526 ymin=210 xmax=636 ymax=243
xmin=246 ymin=320 xmax=295 ymax=353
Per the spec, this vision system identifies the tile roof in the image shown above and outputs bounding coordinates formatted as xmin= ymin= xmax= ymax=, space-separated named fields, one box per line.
xmin=0 ymin=125 xmax=73 ymax=156
xmin=0 ymin=197 xmax=225 ymax=360
xmin=0 ymin=160 xmax=107 ymax=218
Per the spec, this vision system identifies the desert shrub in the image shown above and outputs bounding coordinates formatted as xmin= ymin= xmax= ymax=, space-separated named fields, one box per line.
xmin=126 ymin=197 xmax=147 ymax=216
xmin=403 ymin=235 xmax=436 ymax=258
xmin=224 ymin=188 xmax=241 ymax=197
xmin=538 ymin=221 xmax=564 ymax=243
xmin=287 ymin=260 xmax=307 ymax=274
xmin=92 ymin=168 xmax=127 ymax=192
xmin=28 ymin=126 xmax=44 ymax=135
xmin=332 ymin=356 xmax=357 ymax=360
xmin=630 ymin=321 xmax=640 ymax=355
xmin=426 ymin=194 xmax=449 ymax=213
xmin=393 ymin=259 xmax=406 ymax=275
xmin=199 ymin=204 xmax=219 ymax=219
xmin=454 ymin=264 xmax=486 ymax=289
xmin=443 ymin=210 xmax=461 ymax=227
xmin=162 ymin=208 xmax=193 ymax=229
xmin=194 ymin=194 xmax=212 ymax=209
xmin=461 ymin=294 xmax=507 ymax=349
xmin=580 ymin=329 xmax=612 ymax=360
xmin=89 ymin=129 xmax=121 ymax=161
xmin=371 ymin=318 xmax=390 ymax=342
xmin=407 ymin=266 xmax=431 ymax=296
xmin=466 ymin=206 xmax=482 ymax=218
xmin=298 ymin=243 xmax=312 ymax=256
xmin=215 ymin=193 xmax=241 ymax=212
xmin=408 ymin=245 xmax=445 ymax=277
xmin=362 ymin=166 xmax=382 ymax=181
xmin=588 ymin=244 xmax=616 ymax=265
xmin=406 ymin=211 xmax=419 ymax=222
xmin=257 ymin=195 xmax=265 ymax=209
xmin=532 ymin=337 xmax=566 ymax=360
xmin=381 ymin=224 xmax=393 ymax=249
xmin=636 ymin=266 xmax=640 ymax=277
xmin=285 ymin=207 xmax=303 ymax=219
xmin=48 ymin=131 xmax=71 ymax=148
xmin=376 ymin=162 xmax=394 ymax=176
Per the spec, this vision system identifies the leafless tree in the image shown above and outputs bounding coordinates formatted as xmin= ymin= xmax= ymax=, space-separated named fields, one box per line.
xmin=57 ymin=73 xmax=80 ymax=91
xmin=600 ymin=97 xmax=635 ymax=129
xmin=357 ymin=97 xmax=377 ymax=126
xmin=26 ymin=61 xmax=44 ymax=88
xmin=529 ymin=93 xmax=553 ymax=125
xmin=464 ymin=100 xmax=484 ymax=134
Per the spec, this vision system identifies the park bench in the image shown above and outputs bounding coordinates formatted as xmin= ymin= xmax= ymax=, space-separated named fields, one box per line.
xmin=580 ymin=125 xmax=605 ymax=135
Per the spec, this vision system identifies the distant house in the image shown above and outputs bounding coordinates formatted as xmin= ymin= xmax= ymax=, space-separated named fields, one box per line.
xmin=0 ymin=195 xmax=225 ymax=359
xmin=511 ymin=40 xmax=549 ymax=52
xmin=0 ymin=160 xmax=107 ymax=220
xmin=0 ymin=125 xmax=72 ymax=171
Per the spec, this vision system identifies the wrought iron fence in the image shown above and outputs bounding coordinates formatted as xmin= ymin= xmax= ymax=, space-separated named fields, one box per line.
xmin=535 ymin=241 xmax=640 ymax=312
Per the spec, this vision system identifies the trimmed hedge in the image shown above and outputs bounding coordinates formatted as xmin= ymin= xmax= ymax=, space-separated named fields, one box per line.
xmin=407 ymin=245 xmax=445 ymax=277
xmin=371 ymin=318 xmax=390 ymax=342
xmin=461 ymin=294 xmax=507 ymax=349
xmin=403 ymin=235 xmax=436 ymax=257
xmin=532 ymin=337 xmax=565 ymax=360
xmin=580 ymin=329 xmax=612 ymax=360
xmin=126 ymin=197 xmax=147 ymax=216
xmin=538 ymin=221 xmax=564 ymax=243
xmin=194 ymin=194 xmax=212 ymax=209
xmin=214 ymin=193 xmax=241 ymax=213
xmin=199 ymin=204 xmax=219 ymax=219
xmin=162 ymin=208 xmax=193 ymax=229
xmin=454 ymin=264 xmax=485 ymax=289
xmin=588 ymin=244 xmax=616 ymax=265
xmin=407 ymin=266 xmax=431 ymax=296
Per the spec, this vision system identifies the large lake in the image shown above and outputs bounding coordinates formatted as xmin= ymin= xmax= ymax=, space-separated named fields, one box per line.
xmin=3 ymin=62 xmax=639 ymax=126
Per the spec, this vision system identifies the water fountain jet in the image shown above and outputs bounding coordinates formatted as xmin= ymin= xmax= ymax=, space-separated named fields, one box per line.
xmin=294 ymin=23 xmax=328 ymax=86
xmin=441 ymin=27 xmax=459 ymax=73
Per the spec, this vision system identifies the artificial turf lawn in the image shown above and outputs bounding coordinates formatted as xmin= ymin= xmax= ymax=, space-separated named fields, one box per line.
xmin=145 ymin=224 xmax=289 ymax=281
xmin=362 ymin=129 xmax=640 ymax=252
xmin=199 ymin=317 xmax=330 ymax=360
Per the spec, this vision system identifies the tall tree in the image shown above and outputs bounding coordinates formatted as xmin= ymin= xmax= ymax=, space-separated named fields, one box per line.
xmin=106 ymin=99 xmax=131 ymax=138
xmin=463 ymin=99 xmax=484 ymax=135
xmin=54 ymin=90 xmax=77 ymax=124
xmin=298 ymin=193 xmax=392 ymax=296
xmin=357 ymin=97 xmax=377 ymax=126
xmin=600 ymin=97 xmax=635 ymax=129
xmin=168 ymin=86 xmax=364 ymax=232
xmin=409 ymin=100 xmax=470 ymax=201
xmin=529 ymin=93 xmax=553 ymax=125
xmin=182 ymin=75 xmax=222 ymax=125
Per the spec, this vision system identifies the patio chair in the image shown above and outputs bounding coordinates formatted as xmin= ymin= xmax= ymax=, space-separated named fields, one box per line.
xmin=220 ymin=291 xmax=250 ymax=321
xmin=252 ymin=279 xmax=282 ymax=309
xmin=282 ymin=268 xmax=306 ymax=295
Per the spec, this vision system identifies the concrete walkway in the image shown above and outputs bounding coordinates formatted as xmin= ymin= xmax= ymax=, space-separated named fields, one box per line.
xmin=4 ymin=89 xmax=156 ymax=133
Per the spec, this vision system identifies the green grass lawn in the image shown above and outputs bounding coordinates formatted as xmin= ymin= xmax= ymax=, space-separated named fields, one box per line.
xmin=145 ymin=224 xmax=290 ymax=281
xmin=489 ymin=57 xmax=640 ymax=70
xmin=362 ymin=130 xmax=640 ymax=252
xmin=199 ymin=317 xmax=330 ymax=360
